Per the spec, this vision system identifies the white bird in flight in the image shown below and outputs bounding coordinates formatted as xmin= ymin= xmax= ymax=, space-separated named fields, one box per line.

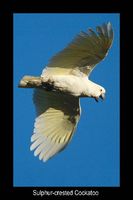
xmin=20 ymin=22 xmax=113 ymax=162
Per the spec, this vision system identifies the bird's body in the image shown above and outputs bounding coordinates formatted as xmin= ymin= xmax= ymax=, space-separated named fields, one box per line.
xmin=41 ymin=73 xmax=104 ymax=98
xmin=19 ymin=22 xmax=114 ymax=162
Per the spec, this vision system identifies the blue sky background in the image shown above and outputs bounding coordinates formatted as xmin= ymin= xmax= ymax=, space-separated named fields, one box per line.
xmin=13 ymin=13 xmax=120 ymax=187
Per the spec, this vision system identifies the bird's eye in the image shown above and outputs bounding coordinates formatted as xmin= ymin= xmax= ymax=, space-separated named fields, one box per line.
xmin=100 ymin=89 xmax=102 ymax=92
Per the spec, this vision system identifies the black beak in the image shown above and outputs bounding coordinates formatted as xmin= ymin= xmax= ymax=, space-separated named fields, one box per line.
xmin=100 ymin=93 xmax=105 ymax=100
xmin=95 ymin=93 xmax=105 ymax=102
xmin=95 ymin=97 xmax=99 ymax=102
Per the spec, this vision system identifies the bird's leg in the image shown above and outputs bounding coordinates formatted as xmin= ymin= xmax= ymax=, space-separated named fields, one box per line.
xmin=41 ymin=82 xmax=55 ymax=91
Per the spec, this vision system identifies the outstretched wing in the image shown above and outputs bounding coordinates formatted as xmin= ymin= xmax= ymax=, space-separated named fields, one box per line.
xmin=30 ymin=89 xmax=80 ymax=162
xmin=42 ymin=22 xmax=113 ymax=77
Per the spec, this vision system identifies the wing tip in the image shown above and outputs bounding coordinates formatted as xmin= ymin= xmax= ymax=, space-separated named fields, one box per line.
xmin=43 ymin=158 xmax=49 ymax=162
xmin=97 ymin=22 xmax=113 ymax=35
xmin=104 ymin=22 xmax=113 ymax=39
xmin=96 ymin=22 xmax=114 ymax=46
xmin=30 ymin=145 xmax=34 ymax=151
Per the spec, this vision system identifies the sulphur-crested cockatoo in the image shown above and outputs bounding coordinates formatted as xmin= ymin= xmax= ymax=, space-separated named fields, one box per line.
xmin=26 ymin=22 xmax=113 ymax=162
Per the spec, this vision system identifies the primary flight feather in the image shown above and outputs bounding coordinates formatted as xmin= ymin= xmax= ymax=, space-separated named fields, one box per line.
xmin=20 ymin=22 xmax=113 ymax=162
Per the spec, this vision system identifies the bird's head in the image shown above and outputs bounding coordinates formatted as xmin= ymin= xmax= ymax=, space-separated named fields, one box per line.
xmin=87 ymin=81 xmax=106 ymax=102
xmin=93 ymin=86 xmax=106 ymax=102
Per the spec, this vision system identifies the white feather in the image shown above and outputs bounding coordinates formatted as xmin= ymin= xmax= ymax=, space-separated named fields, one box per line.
xmin=30 ymin=89 xmax=80 ymax=161
xmin=29 ymin=23 xmax=113 ymax=162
